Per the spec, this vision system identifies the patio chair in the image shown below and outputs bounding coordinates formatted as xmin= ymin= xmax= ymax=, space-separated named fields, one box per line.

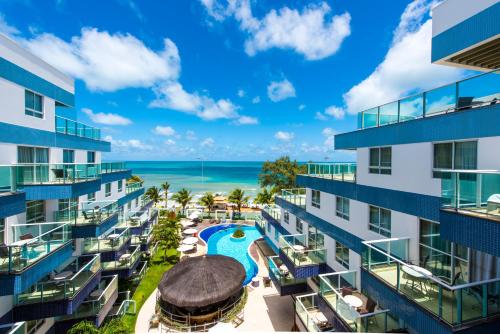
xmin=263 ymin=276 xmax=272 ymax=287
xmin=359 ymin=298 xmax=377 ymax=314
xmin=342 ymin=287 xmax=354 ymax=297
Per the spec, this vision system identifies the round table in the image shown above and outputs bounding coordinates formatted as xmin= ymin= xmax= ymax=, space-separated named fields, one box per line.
xmin=315 ymin=312 xmax=328 ymax=324
xmin=279 ymin=265 xmax=289 ymax=273
xmin=344 ymin=295 xmax=363 ymax=308
xmin=292 ymin=245 xmax=305 ymax=252
xmin=177 ymin=244 xmax=194 ymax=252
xmin=402 ymin=265 xmax=432 ymax=278
xmin=120 ymin=253 xmax=131 ymax=260
xmin=183 ymin=228 xmax=198 ymax=235
xmin=107 ymin=233 xmax=120 ymax=240
xmin=54 ymin=271 xmax=73 ymax=281
xmin=182 ymin=237 xmax=198 ymax=245
xmin=90 ymin=289 xmax=103 ymax=299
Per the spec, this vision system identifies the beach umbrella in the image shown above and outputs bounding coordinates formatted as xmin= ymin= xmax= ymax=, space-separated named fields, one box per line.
xmin=180 ymin=219 xmax=194 ymax=228
xmin=177 ymin=244 xmax=194 ymax=252
xmin=188 ymin=211 xmax=201 ymax=220
xmin=183 ymin=228 xmax=197 ymax=235
xmin=182 ymin=236 xmax=198 ymax=245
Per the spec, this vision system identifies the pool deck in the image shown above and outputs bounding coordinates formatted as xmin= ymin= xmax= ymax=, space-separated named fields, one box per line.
xmin=135 ymin=219 xmax=294 ymax=333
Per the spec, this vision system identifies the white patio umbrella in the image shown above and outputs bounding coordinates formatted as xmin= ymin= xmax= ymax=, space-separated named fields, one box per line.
xmin=180 ymin=219 xmax=194 ymax=228
xmin=177 ymin=244 xmax=194 ymax=252
xmin=188 ymin=211 xmax=201 ymax=220
xmin=182 ymin=236 xmax=198 ymax=245
xmin=183 ymin=228 xmax=198 ymax=235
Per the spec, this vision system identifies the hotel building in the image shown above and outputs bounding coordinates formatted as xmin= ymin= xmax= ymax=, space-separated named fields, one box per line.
xmin=0 ymin=33 xmax=157 ymax=333
xmin=258 ymin=0 xmax=500 ymax=333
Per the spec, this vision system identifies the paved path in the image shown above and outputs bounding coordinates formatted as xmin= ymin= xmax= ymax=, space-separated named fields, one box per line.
xmin=135 ymin=288 xmax=158 ymax=333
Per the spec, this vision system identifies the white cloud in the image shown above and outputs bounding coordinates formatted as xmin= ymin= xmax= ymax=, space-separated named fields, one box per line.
xmin=23 ymin=28 xmax=180 ymax=92
xmin=274 ymin=131 xmax=294 ymax=142
xmin=267 ymin=79 xmax=296 ymax=102
xmin=105 ymin=135 xmax=152 ymax=151
xmin=0 ymin=14 xmax=19 ymax=37
xmin=237 ymin=89 xmax=246 ymax=97
xmin=186 ymin=130 xmax=197 ymax=141
xmin=341 ymin=0 xmax=464 ymax=114
xmin=324 ymin=105 xmax=345 ymax=119
xmin=322 ymin=127 xmax=336 ymax=147
xmin=164 ymin=139 xmax=176 ymax=146
xmin=200 ymin=1 xmax=351 ymax=60
xmin=322 ymin=127 xmax=336 ymax=137
xmin=298 ymin=104 xmax=306 ymax=111
xmin=82 ymin=108 xmax=132 ymax=125
xmin=315 ymin=112 xmax=327 ymax=121
xmin=201 ymin=137 xmax=215 ymax=147
xmin=252 ymin=96 xmax=261 ymax=104
xmin=153 ymin=125 xmax=176 ymax=136
xmin=235 ymin=115 xmax=258 ymax=125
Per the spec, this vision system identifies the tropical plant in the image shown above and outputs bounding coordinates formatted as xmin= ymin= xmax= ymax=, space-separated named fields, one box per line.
xmin=100 ymin=318 xmax=130 ymax=334
xmin=145 ymin=186 xmax=161 ymax=205
xmin=128 ymin=175 xmax=144 ymax=185
xmin=258 ymin=156 xmax=306 ymax=192
xmin=161 ymin=181 xmax=170 ymax=204
xmin=68 ymin=321 xmax=99 ymax=334
xmin=172 ymin=188 xmax=193 ymax=214
xmin=232 ymin=228 xmax=245 ymax=238
xmin=228 ymin=188 xmax=250 ymax=214
xmin=152 ymin=216 xmax=181 ymax=261
xmin=254 ymin=188 xmax=275 ymax=205
xmin=199 ymin=192 xmax=215 ymax=214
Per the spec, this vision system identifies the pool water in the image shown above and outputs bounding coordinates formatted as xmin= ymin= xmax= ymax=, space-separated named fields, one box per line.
xmin=205 ymin=225 xmax=262 ymax=285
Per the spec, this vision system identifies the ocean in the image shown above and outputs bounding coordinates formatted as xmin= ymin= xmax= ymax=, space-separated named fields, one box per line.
xmin=125 ymin=161 xmax=263 ymax=197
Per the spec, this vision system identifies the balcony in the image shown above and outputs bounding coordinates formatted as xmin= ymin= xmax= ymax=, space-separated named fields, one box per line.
xmin=304 ymin=163 xmax=357 ymax=182
xmin=101 ymin=162 xmax=128 ymax=174
xmin=278 ymin=188 xmax=306 ymax=208
xmin=131 ymin=227 xmax=153 ymax=252
xmin=279 ymin=234 xmax=326 ymax=278
xmin=357 ymin=70 xmax=499 ymax=129
xmin=117 ymin=182 xmax=145 ymax=207
xmin=268 ymin=256 xmax=307 ymax=296
xmin=83 ymin=228 xmax=131 ymax=261
xmin=0 ymin=323 xmax=26 ymax=334
xmin=108 ymin=291 xmax=136 ymax=317
xmin=13 ymin=254 xmax=101 ymax=321
xmin=319 ymin=270 xmax=401 ymax=332
xmin=362 ymin=237 xmax=500 ymax=328
xmin=55 ymin=115 xmax=101 ymax=140
xmin=116 ymin=207 xmax=156 ymax=234
xmin=295 ymin=293 xmax=333 ymax=332
xmin=101 ymin=246 xmax=141 ymax=279
xmin=126 ymin=181 xmax=143 ymax=194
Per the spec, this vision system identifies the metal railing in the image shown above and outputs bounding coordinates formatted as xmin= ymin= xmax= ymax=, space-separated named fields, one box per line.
xmin=0 ymin=322 xmax=26 ymax=334
xmin=126 ymin=181 xmax=144 ymax=194
xmin=54 ymin=200 xmax=118 ymax=226
xmin=101 ymin=162 xmax=127 ymax=173
xmin=279 ymin=188 xmax=306 ymax=208
xmin=295 ymin=293 xmax=322 ymax=332
xmin=83 ymin=228 xmax=131 ymax=254
xmin=101 ymin=246 xmax=141 ymax=271
xmin=305 ymin=162 xmax=357 ymax=182
xmin=358 ymin=69 xmax=500 ymax=129
xmin=268 ymin=256 xmax=306 ymax=286
xmin=55 ymin=115 xmax=101 ymax=140
xmin=279 ymin=234 xmax=326 ymax=267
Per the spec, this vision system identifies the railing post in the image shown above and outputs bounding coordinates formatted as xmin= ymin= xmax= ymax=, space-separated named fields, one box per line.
xmin=422 ymin=92 xmax=427 ymax=117
xmin=482 ymin=284 xmax=488 ymax=318
xmin=396 ymin=263 xmax=400 ymax=291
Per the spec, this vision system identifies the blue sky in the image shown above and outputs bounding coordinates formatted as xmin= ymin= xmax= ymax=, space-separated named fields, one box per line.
xmin=0 ymin=0 xmax=468 ymax=161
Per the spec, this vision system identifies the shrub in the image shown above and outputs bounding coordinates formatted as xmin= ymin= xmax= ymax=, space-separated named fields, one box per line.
xmin=232 ymin=228 xmax=245 ymax=238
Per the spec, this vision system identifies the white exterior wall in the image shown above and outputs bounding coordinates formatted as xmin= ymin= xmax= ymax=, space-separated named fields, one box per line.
xmin=0 ymin=143 xmax=102 ymax=165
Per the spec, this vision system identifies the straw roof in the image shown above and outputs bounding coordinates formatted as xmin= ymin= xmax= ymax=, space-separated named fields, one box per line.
xmin=158 ymin=255 xmax=245 ymax=308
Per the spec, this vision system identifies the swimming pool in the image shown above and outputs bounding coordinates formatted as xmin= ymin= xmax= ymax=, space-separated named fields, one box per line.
xmin=202 ymin=224 xmax=262 ymax=285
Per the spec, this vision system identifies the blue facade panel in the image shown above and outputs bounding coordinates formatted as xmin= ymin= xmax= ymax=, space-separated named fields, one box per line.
xmin=23 ymin=179 xmax=101 ymax=200
xmin=335 ymin=104 xmax=500 ymax=150
xmin=0 ymin=57 xmax=74 ymax=106
xmin=71 ymin=214 xmax=119 ymax=238
xmin=261 ymin=210 xmax=292 ymax=236
xmin=296 ymin=175 xmax=442 ymax=222
xmin=431 ymin=3 xmax=500 ymax=62
xmin=0 ymin=192 xmax=25 ymax=218
xmin=100 ymin=170 xmax=132 ymax=183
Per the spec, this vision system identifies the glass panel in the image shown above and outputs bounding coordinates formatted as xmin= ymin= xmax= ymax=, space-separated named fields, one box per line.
xmin=399 ymin=94 xmax=423 ymax=121
xmin=362 ymin=107 xmax=378 ymax=128
xmin=378 ymin=102 xmax=398 ymax=126
xmin=425 ymin=83 xmax=456 ymax=116
xmin=454 ymin=141 xmax=477 ymax=169
xmin=433 ymin=143 xmax=453 ymax=169
xmin=458 ymin=70 xmax=500 ymax=107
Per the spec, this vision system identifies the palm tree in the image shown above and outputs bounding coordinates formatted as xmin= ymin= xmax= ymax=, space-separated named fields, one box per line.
xmin=145 ymin=186 xmax=161 ymax=205
xmin=128 ymin=175 xmax=144 ymax=185
xmin=172 ymin=188 xmax=193 ymax=214
xmin=228 ymin=188 xmax=250 ymax=214
xmin=254 ymin=188 xmax=274 ymax=205
xmin=153 ymin=216 xmax=181 ymax=261
xmin=199 ymin=192 xmax=215 ymax=215
xmin=161 ymin=181 xmax=170 ymax=204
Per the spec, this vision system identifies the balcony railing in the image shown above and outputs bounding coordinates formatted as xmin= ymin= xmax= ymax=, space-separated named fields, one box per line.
xmin=296 ymin=293 xmax=331 ymax=332
xmin=109 ymin=291 xmax=136 ymax=317
xmin=362 ymin=237 xmax=500 ymax=326
xmin=54 ymin=200 xmax=118 ymax=226
xmin=117 ymin=208 xmax=151 ymax=229
xmin=101 ymin=162 xmax=128 ymax=174
xmin=102 ymin=246 xmax=141 ymax=271
xmin=262 ymin=205 xmax=281 ymax=221
xmin=131 ymin=227 xmax=152 ymax=246
xmin=279 ymin=188 xmax=306 ymax=208
xmin=1 ymin=222 xmax=71 ymax=273
xmin=15 ymin=254 xmax=101 ymax=305
xmin=279 ymin=234 xmax=326 ymax=267
xmin=319 ymin=270 xmax=399 ymax=332
xmin=358 ymin=69 xmax=500 ymax=129
xmin=83 ymin=228 xmax=131 ymax=254
xmin=0 ymin=322 xmax=26 ymax=334
xmin=55 ymin=115 xmax=101 ymax=140
xmin=268 ymin=256 xmax=306 ymax=286
xmin=441 ymin=169 xmax=500 ymax=221
xmin=305 ymin=163 xmax=357 ymax=182
xmin=126 ymin=181 xmax=143 ymax=194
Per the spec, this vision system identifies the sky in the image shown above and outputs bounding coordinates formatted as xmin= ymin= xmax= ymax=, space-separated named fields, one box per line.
xmin=0 ymin=0 xmax=471 ymax=161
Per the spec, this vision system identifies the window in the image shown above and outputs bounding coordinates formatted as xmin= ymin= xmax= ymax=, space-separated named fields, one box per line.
xmin=369 ymin=206 xmax=391 ymax=237
xmin=296 ymin=218 xmax=303 ymax=234
xmin=88 ymin=192 xmax=96 ymax=202
xmin=336 ymin=196 xmax=350 ymax=220
xmin=369 ymin=147 xmax=392 ymax=174
xmin=105 ymin=183 xmax=111 ymax=197
xmin=433 ymin=141 xmax=477 ymax=178
xmin=308 ymin=226 xmax=324 ymax=248
xmin=63 ymin=150 xmax=74 ymax=163
xmin=58 ymin=198 xmax=77 ymax=220
xmin=335 ymin=241 xmax=350 ymax=268
xmin=17 ymin=146 xmax=49 ymax=163
xmin=25 ymin=90 xmax=43 ymax=118
xmin=283 ymin=211 xmax=289 ymax=224
xmin=87 ymin=151 xmax=96 ymax=163
xmin=311 ymin=190 xmax=321 ymax=209
xmin=118 ymin=180 xmax=123 ymax=192
xmin=26 ymin=200 xmax=45 ymax=224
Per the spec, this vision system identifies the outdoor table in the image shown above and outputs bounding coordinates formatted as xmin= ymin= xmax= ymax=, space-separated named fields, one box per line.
xmin=54 ymin=271 xmax=73 ymax=281
xmin=402 ymin=265 xmax=432 ymax=293
xmin=90 ymin=289 xmax=103 ymax=299
xmin=344 ymin=295 xmax=363 ymax=308
xmin=108 ymin=233 xmax=120 ymax=246
xmin=177 ymin=244 xmax=194 ymax=252
xmin=315 ymin=312 xmax=328 ymax=324
xmin=292 ymin=245 xmax=305 ymax=252
xmin=183 ymin=228 xmax=197 ymax=235
xmin=120 ymin=253 xmax=131 ymax=264
xmin=279 ymin=265 xmax=289 ymax=275
xmin=182 ymin=237 xmax=198 ymax=245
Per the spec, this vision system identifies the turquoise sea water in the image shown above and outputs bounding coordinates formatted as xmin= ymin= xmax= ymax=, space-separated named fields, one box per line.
xmin=125 ymin=161 xmax=262 ymax=196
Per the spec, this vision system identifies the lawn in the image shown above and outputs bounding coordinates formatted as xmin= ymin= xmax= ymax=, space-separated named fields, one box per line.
xmin=122 ymin=247 xmax=179 ymax=332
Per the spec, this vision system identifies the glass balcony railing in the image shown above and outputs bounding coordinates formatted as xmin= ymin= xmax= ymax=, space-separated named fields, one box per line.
xmin=101 ymin=162 xmax=128 ymax=174
xmin=1 ymin=222 xmax=71 ymax=273
xmin=319 ymin=270 xmax=400 ymax=332
xmin=279 ymin=234 xmax=326 ymax=267
xmin=131 ymin=227 xmax=153 ymax=246
xmin=0 ymin=322 xmax=26 ymax=334
xmin=362 ymin=237 xmax=500 ymax=326
xmin=262 ymin=205 xmax=281 ymax=221
xmin=117 ymin=208 xmax=151 ymax=229
xmin=109 ymin=291 xmax=136 ymax=317
xmin=55 ymin=115 xmax=101 ymax=140
xmin=305 ymin=163 xmax=357 ymax=182
xmin=441 ymin=169 xmax=500 ymax=220
xmin=268 ymin=256 xmax=306 ymax=286
xmin=358 ymin=69 xmax=500 ymax=129
xmin=83 ymin=228 xmax=131 ymax=254
xmin=296 ymin=293 xmax=331 ymax=332
xmin=0 ymin=163 xmax=100 ymax=192
xmin=54 ymin=200 xmax=118 ymax=226
xmin=126 ymin=181 xmax=143 ymax=194
xmin=279 ymin=188 xmax=306 ymax=208
xmin=101 ymin=246 xmax=141 ymax=271
xmin=15 ymin=254 xmax=101 ymax=305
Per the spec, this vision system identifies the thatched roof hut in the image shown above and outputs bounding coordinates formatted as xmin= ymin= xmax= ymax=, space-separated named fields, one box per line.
xmin=158 ymin=255 xmax=245 ymax=310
